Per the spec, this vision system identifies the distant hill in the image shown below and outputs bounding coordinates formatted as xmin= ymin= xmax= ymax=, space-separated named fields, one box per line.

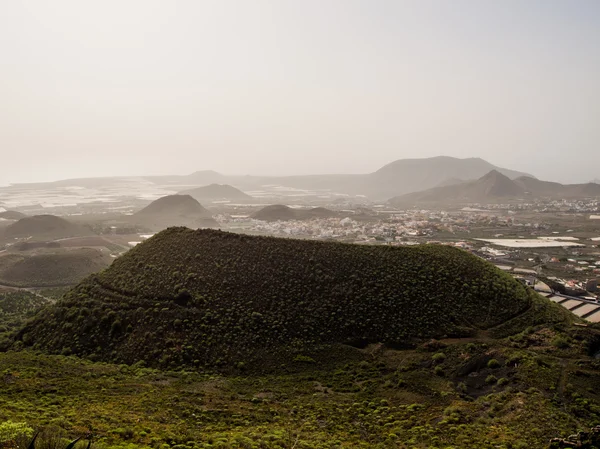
xmin=16 ymin=228 xmax=570 ymax=369
xmin=1 ymin=215 xmax=91 ymax=242
xmin=252 ymin=205 xmax=336 ymax=221
xmin=0 ymin=248 xmax=111 ymax=287
xmin=131 ymin=195 xmax=218 ymax=231
xmin=0 ymin=211 xmax=27 ymax=220
xmin=390 ymin=170 xmax=600 ymax=206
xmin=514 ymin=176 xmax=600 ymax=199
xmin=366 ymin=156 xmax=531 ymax=199
xmin=179 ymin=184 xmax=252 ymax=202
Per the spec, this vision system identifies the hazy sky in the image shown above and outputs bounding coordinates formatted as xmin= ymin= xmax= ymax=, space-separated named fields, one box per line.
xmin=1 ymin=0 xmax=599 ymax=185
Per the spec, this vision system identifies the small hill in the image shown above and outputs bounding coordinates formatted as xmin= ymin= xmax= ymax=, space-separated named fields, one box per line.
xmin=0 ymin=211 xmax=27 ymax=220
xmin=390 ymin=170 xmax=525 ymax=205
xmin=16 ymin=228 xmax=570 ymax=369
xmin=252 ymin=205 xmax=337 ymax=221
xmin=514 ymin=177 xmax=600 ymax=199
xmin=179 ymin=184 xmax=252 ymax=202
xmin=1 ymin=215 xmax=91 ymax=241
xmin=131 ymin=195 xmax=218 ymax=230
xmin=0 ymin=248 xmax=111 ymax=287
xmin=390 ymin=171 xmax=600 ymax=206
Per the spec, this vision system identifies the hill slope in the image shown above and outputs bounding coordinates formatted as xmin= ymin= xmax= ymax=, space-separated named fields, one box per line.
xmin=16 ymin=228 xmax=570 ymax=369
xmin=251 ymin=205 xmax=337 ymax=221
xmin=179 ymin=184 xmax=252 ymax=202
xmin=0 ymin=211 xmax=27 ymax=220
xmin=0 ymin=248 xmax=112 ymax=287
xmin=1 ymin=215 xmax=91 ymax=242
xmin=131 ymin=195 xmax=218 ymax=230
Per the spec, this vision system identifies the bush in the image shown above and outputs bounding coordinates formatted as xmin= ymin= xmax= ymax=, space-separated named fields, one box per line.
xmin=552 ymin=336 xmax=570 ymax=349
xmin=432 ymin=352 xmax=446 ymax=364
xmin=485 ymin=375 xmax=497 ymax=385
xmin=487 ymin=359 xmax=501 ymax=369
xmin=0 ymin=421 xmax=34 ymax=445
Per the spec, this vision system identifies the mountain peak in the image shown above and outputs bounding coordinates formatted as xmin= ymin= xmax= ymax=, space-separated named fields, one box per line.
xmin=132 ymin=195 xmax=218 ymax=230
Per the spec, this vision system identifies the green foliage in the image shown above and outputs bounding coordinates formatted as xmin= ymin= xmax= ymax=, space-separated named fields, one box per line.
xmin=487 ymin=359 xmax=501 ymax=369
xmin=485 ymin=374 xmax=498 ymax=384
xmin=14 ymin=228 xmax=563 ymax=370
xmin=432 ymin=352 xmax=446 ymax=364
xmin=2 ymin=329 xmax=600 ymax=449
xmin=552 ymin=335 xmax=570 ymax=349
xmin=0 ymin=421 xmax=33 ymax=444
xmin=293 ymin=355 xmax=316 ymax=364
xmin=0 ymin=291 xmax=49 ymax=346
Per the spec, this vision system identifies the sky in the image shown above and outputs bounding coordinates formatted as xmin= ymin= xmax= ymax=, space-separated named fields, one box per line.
xmin=1 ymin=0 xmax=599 ymax=185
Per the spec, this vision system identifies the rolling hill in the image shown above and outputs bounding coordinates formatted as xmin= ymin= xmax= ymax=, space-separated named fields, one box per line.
xmin=0 ymin=211 xmax=27 ymax=220
xmin=1 ymin=215 xmax=91 ymax=242
xmin=390 ymin=170 xmax=600 ymax=206
xmin=15 ymin=228 xmax=570 ymax=369
xmin=251 ymin=205 xmax=337 ymax=221
xmin=0 ymin=248 xmax=112 ymax=287
xmin=179 ymin=183 xmax=252 ymax=202
xmin=130 ymin=195 xmax=218 ymax=231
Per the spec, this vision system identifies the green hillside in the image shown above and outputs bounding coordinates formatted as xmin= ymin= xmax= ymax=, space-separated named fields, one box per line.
xmin=0 ymin=290 xmax=49 ymax=345
xmin=15 ymin=228 xmax=571 ymax=369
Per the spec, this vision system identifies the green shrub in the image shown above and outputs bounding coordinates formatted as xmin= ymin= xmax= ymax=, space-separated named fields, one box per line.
xmin=0 ymin=421 xmax=33 ymax=444
xmin=432 ymin=352 xmax=446 ymax=364
xmin=485 ymin=375 xmax=497 ymax=385
xmin=487 ymin=359 xmax=500 ymax=369
xmin=552 ymin=336 xmax=570 ymax=349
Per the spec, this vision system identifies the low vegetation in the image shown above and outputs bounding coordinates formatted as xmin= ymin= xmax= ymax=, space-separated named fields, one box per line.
xmin=3 ymin=323 xmax=600 ymax=448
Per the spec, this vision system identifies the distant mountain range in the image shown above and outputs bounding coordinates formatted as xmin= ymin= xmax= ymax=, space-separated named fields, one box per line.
xmin=5 ymin=156 xmax=534 ymax=201
xmin=390 ymin=170 xmax=600 ymax=206
xmin=131 ymin=195 xmax=219 ymax=231
xmin=181 ymin=156 xmax=532 ymax=200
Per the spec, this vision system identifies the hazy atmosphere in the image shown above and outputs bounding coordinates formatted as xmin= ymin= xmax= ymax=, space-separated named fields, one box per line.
xmin=3 ymin=2 xmax=600 ymax=448
xmin=1 ymin=0 xmax=599 ymax=185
